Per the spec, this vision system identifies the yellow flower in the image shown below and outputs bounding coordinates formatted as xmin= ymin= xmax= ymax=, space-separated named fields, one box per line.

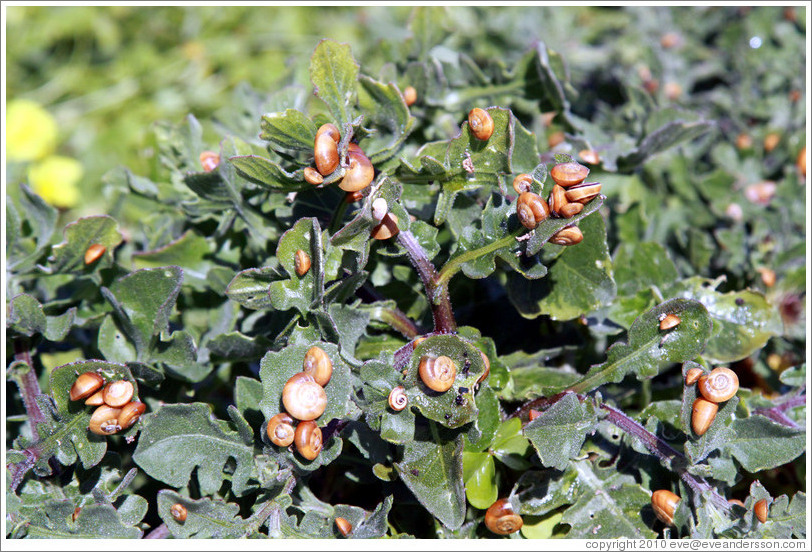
xmin=6 ymin=99 xmax=59 ymax=162
xmin=28 ymin=156 xmax=83 ymax=208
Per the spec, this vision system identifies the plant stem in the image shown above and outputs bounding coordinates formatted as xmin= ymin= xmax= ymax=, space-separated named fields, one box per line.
xmin=13 ymin=338 xmax=46 ymax=442
xmin=396 ymin=230 xmax=456 ymax=334
xmin=435 ymin=227 xmax=525 ymax=290
xmin=355 ymin=283 xmax=423 ymax=339
xmin=144 ymin=523 xmax=170 ymax=539
xmin=752 ymin=393 xmax=806 ymax=428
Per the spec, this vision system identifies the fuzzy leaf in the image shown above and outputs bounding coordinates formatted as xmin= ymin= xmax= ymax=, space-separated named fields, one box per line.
xmin=7 ymin=293 xmax=75 ymax=341
xmin=18 ymin=502 xmax=142 ymax=538
xmin=229 ymin=154 xmax=302 ymax=189
xmin=46 ymin=215 xmax=122 ymax=274
xmin=310 ymin=39 xmax=359 ymax=126
xmin=267 ymin=217 xmax=325 ymax=315
xmin=524 ymin=393 xmax=598 ymax=470
xmin=259 ymin=108 xmax=318 ymax=152
xmin=725 ymin=416 xmax=806 ymax=473
xmin=157 ymin=490 xmax=264 ymax=538
xmin=132 ymin=230 xmax=213 ymax=292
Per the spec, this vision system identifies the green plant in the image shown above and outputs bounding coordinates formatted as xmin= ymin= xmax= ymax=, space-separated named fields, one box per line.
xmin=5 ymin=6 xmax=806 ymax=540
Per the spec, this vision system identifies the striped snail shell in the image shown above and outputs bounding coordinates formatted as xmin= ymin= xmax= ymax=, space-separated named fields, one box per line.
xmin=388 ymin=386 xmax=408 ymax=411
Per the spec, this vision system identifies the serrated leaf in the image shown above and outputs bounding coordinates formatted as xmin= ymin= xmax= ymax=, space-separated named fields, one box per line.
xmin=157 ymin=490 xmax=259 ymax=538
xmin=46 ymin=215 xmax=122 ymax=274
xmin=7 ymin=293 xmax=75 ymax=342
xmin=310 ymin=39 xmax=359 ymax=126
xmin=268 ymin=217 xmax=325 ymax=316
xmin=725 ymin=416 xmax=806 ymax=473
xmin=132 ymin=403 xmax=256 ymax=496
xmin=499 ymin=349 xmax=582 ymax=400
xmin=617 ymin=118 xmax=715 ymax=171
xmin=19 ymin=501 xmax=142 ymax=538
xmin=229 ymin=154 xmax=302 ymax=190
xmin=259 ymin=109 xmax=318 ymax=152
xmin=568 ymin=298 xmax=712 ymax=394
xmin=132 ymin=230 xmax=213 ymax=291
xmin=524 ymin=393 xmax=598 ymax=470
xmin=357 ymin=75 xmax=416 ymax=164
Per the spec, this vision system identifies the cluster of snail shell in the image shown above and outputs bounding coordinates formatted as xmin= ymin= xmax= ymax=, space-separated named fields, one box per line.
xmin=69 ymin=372 xmax=146 ymax=436
xmin=685 ymin=366 xmax=739 ymax=436
xmin=266 ymin=346 xmax=334 ymax=461
xmin=512 ymin=160 xmax=602 ymax=246
xmin=651 ymin=490 xmax=770 ymax=527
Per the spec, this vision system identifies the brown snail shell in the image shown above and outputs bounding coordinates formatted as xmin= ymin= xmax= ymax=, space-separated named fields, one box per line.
xmin=564 ymin=182 xmax=602 ymax=204
xmin=691 ymin=397 xmax=718 ymax=436
xmin=549 ymin=226 xmax=583 ymax=246
xmin=548 ymin=184 xmax=568 ymax=216
xmin=314 ymin=133 xmax=340 ymax=176
xmin=294 ymin=420 xmax=323 ymax=461
xmin=418 ymin=355 xmax=457 ymax=393
xmin=84 ymin=390 xmax=105 ymax=406
xmin=763 ymin=132 xmax=780 ymax=153
xmin=402 ymin=86 xmax=417 ymax=107
xmin=89 ymin=405 xmax=123 ymax=436
xmin=516 ymin=192 xmax=550 ymax=230
xmin=72 ymin=506 xmax=81 ymax=522
xmin=118 ymin=401 xmax=146 ymax=430
xmin=684 ymin=367 xmax=704 ymax=386
xmin=512 ymin=174 xmax=534 ymax=195
xmin=282 ymin=372 xmax=327 ymax=421
xmin=267 ymin=412 xmax=296 ymax=447
xmin=697 ymin=367 xmax=739 ymax=403
xmin=102 ymin=380 xmax=134 ymax=408
xmin=797 ymin=145 xmax=806 ymax=178
xmin=468 ymin=108 xmax=494 ymax=141
xmin=316 ymin=123 xmax=341 ymax=144
xmin=303 ymin=346 xmax=333 ymax=386
xmin=754 ymin=499 xmax=769 ymax=523
xmin=728 ymin=498 xmax=746 ymax=508
xmin=170 ymin=503 xmax=187 ymax=523
xmin=294 ymin=249 xmax=311 ymax=277
xmin=304 ymin=167 xmax=324 ymax=186
xmin=659 ymin=313 xmax=681 ymax=331
xmin=484 ymin=498 xmax=523 ymax=535
xmin=371 ymin=213 xmax=399 ymax=240
xmin=388 ymin=386 xmax=408 ymax=411
xmin=550 ymin=161 xmax=589 ymax=188
xmin=651 ymin=489 xmax=680 ymax=525
xmin=558 ymin=201 xmax=584 ymax=218
xmin=84 ymin=244 xmax=106 ymax=265
xmin=477 ymin=351 xmax=491 ymax=384
xmin=339 ymin=149 xmax=374 ymax=192
xmin=199 ymin=151 xmax=220 ymax=172
xmin=344 ymin=190 xmax=365 ymax=203
xmin=578 ymin=149 xmax=601 ymax=165
xmin=70 ymin=372 xmax=104 ymax=401
xmin=335 ymin=516 xmax=353 ymax=537
xmin=528 ymin=409 xmax=542 ymax=421
xmin=371 ymin=197 xmax=388 ymax=223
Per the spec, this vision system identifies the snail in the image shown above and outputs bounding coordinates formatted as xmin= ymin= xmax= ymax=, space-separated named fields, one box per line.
xmin=170 ymin=503 xmax=187 ymax=523
xmin=304 ymin=167 xmax=324 ymax=186
xmin=528 ymin=409 xmax=542 ymax=421
xmin=728 ymin=498 xmax=746 ymax=508
xmin=294 ymin=249 xmax=311 ymax=277
xmin=468 ymin=108 xmax=494 ymax=141
xmin=118 ymin=401 xmax=146 ymax=430
xmin=658 ymin=313 xmax=681 ymax=331
xmin=85 ymin=390 xmax=105 ymax=406
xmin=512 ymin=174 xmax=534 ymax=195
xmin=697 ymin=367 xmax=739 ymax=403
xmin=418 ymin=355 xmax=457 ymax=393
xmin=578 ymin=149 xmax=600 ymax=165
xmin=550 ymin=161 xmax=589 ymax=188
xmin=314 ymin=130 xmax=340 ymax=176
xmin=345 ymin=190 xmax=365 ymax=203
xmin=371 ymin=213 xmax=399 ymax=240
xmin=102 ymin=380 xmax=135 ymax=408
xmin=84 ymin=244 xmax=106 ymax=265
xmin=70 ymin=372 xmax=104 ymax=401
xmin=548 ymin=184 xmax=568 ymax=216
xmin=477 ymin=351 xmax=491 ymax=384
xmin=89 ymin=405 xmax=123 ymax=436
xmin=651 ymin=489 xmax=680 ymax=526
xmin=72 ymin=507 xmax=81 ymax=522
xmin=371 ymin=197 xmax=388 ymax=223
xmin=564 ymin=182 xmax=602 ymax=204
xmin=411 ymin=336 xmax=427 ymax=350
xmin=335 ymin=516 xmax=353 ymax=537
xmin=294 ymin=420 xmax=323 ymax=460
xmin=339 ymin=148 xmax=374 ymax=192
xmin=484 ymin=498 xmax=523 ymax=535
xmin=266 ymin=412 xmax=296 ymax=447
xmin=684 ymin=367 xmax=704 ymax=386
xmin=516 ymin=192 xmax=550 ymax=230
xmin=549 ymin=226 xmax=583 ymax=246
xmin=388 ymin=386 xmax=408 ymax=411
xmin=199 ymin=151 xmax=220 ymax=172
xmin=691 ymin=397 xmax=718 ymax=436
xmin=402 ymin=86 xmax=417 ymax=107
xmin=316 ymin=123 xmax=341 ymax=144
xmin=797 ymin=145 xmax=806 ymax=178
xmin=558 ymin=201 xmax=584 ymax=218
xmin=763 ymin=132 xmax=780 ymax=153
xmin=757 ymin=267 xmax=776 ymax=288
xmin=303 ymin=346 xmax=333 ymax=386
xmin=754 ymin=499 xmax=769 ymax=523
xmin=282 ymin=372 xmax=327 ymax=421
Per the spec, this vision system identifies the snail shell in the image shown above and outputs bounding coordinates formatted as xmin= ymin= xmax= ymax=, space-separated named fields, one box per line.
xmin=314 ymin=133 xmax=340 ymax=176
xmin=199 ymin=151 xmax=220 ymax=172
xmin=84 ymin=244 xmax=106 ymax=265
xmin=84 ymin=390 xmax=105 ymax=406
xmin=578 ymin=149 xmax=601 ymax=165
xmin=754 ymin=499 xmax=769 ymax=523
xmin=698 ymin=367 xmax=739 ymax=403
xmin=564 ymin=182 xmax=602 ymax=204
xmin=528 ymin=409 xmax=542 ymax=421
xmin=344 ymin=190 xmax=365 ymax=203
xmin=477 ymin=351 xmax=490 ymax=384
xmin=550 ymin=161 xmax=589 ymax=188
xmin=303 ymin=346 xmax=333 ymax=386
xmin=691 ymin=397 xmax=718 ymax=436
xmin=304 ymin=167 xmax=324 ymax=186
xmin=339 ymin=149 xmax=374 ymax=192
xmin=658 ymin=313 xmax=681 ymax=331
xmin=402 ymin=86 xmax=417 ymax=107
xmin=371 ymin=213 xmax=400 ymax=240
xmin=388 ymin=386 xmax=408 ymax=411
xmin=549 ymin=226 xmax=583 ymax=246
xmin=512 ymin=174 xmax=534 ymax=194
xmin=70 ymin=372 xmax=104 ymax=401
xmin=294 ymin=249 xmax=311 ymax=277
xmin=118 ymin=401 xmax=146 ymax=430
xmin=282 ymin=372 xmax=327 ymax=421
xmin=797 ymin=145 xmax=806 ymax=178
xmin=335 ymin=516 xmax=353 ymax=537
xmin=266 ymin=412 xmax=296 ymax=447
xmin=89 ymin=405 xmax=123 ymax=436
xmin=371 ymin=197 xmax=388 ymax=222
xmin=418 ymin=355 xmax=457 ymax=393
xmin=651 ymin=489 xmax=680 ymax=526
xmin=316 ymin=123 xmax=341 ymax=144
xmin=484 ymin=498 xmax=523 ymax=535
xmin=728 ymin=498 xmax=746 ymax=508
xmin=548 ymin=184 xmax=568 ymax=216
xmin=170 ymin=503 xmax=187 ymax=522
xmin=294 ymin=420 xmax=323 ymax=461
xmin=558 ymin=201 xmax=584 ymax=218
xmin=468 ymin=108 xmax=494 ymax=141
xmin=516 ymin=192 xmax=550 ymax=230
xmin=684 ymin=367 xmax=704 ymax=386
xmin=102 ymin=380 xmax=134 ymax=408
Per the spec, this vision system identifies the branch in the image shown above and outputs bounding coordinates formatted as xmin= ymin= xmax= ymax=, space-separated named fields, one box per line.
xmin=752 ymin=393 xmax=806 ymax=429
xmin=355 ymin=283 xmax=423 ymax=339
xmin=12 ymin=338 xmax=47 ymax=441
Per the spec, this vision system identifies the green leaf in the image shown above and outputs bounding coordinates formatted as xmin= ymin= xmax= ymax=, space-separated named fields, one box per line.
xmin=613 ymin=242 xmax=679 ymax=297
xmin=357 ymin=75 xmax=416 ymax=165
xmin=229 ymin=154 xmax=302 ymax=190
xmin=524 ymin=393 xmax=598 ymax=470
xmin=462 ymin=452 xmax=497 ymax=509
xmin=46 ymin=215 xmax=122 ymax=274
xmin=7 ymin=293 xmax=75 ymax=341
xmin=508 ymin=211 xmax=616 ymax=320
xmin=226 ymin=267 xmax=279 ymax=310
xmin=524 ymin=195 xmax=605 ymax=257
xmin=259 ymin=109 xmax=318 ymax=152
xmin=617 ymin=117 xmax=715 ymax=171
xmin=268 ymin=217 xmax=325 ymax=316
xmin=18 ymin=502 xmax=143 ymax=538
xmin=725 ymin=416 xmax=806 ymax=473
xmin=395 ymin=427 xmax=466 ymax=530
xmin=568 ymin=298 xmax=712 ymax=394
xmin=157 ymin=490 xmax=264 ymax=538
xmin=132 ymin=403 xmax=256 ymax=496
xmin=132 ymin=230 xmax=213 ymax=292
xmin=310 ymin=39 xmax=359 ymax=126
xmin=499 ymin=349 xmax=582 ymax=400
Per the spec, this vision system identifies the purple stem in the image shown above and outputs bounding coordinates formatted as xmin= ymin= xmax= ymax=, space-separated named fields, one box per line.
xmin=144 ymin=523 xmax=170 ymax=539
xmin=13 ymin=339 xmax=46 ymax=441
xmin=753 ymin=394 xmax=805 ymax=429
